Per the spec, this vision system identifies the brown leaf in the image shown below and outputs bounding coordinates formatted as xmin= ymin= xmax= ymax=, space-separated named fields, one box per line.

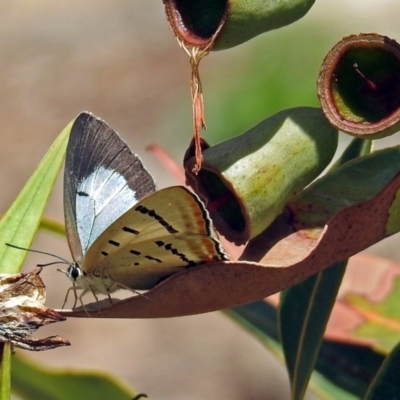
xmin=60 ymin=172 xmax=400 ymax=319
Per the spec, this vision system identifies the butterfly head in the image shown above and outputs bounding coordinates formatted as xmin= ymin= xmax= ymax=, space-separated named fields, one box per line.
xmin=57 ymin=262 xmax=85 ymax=285
xmin=67 ymin=262 xmax=84 ymax=282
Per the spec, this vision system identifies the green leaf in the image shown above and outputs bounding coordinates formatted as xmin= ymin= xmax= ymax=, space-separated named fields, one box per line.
xmin=309 ymin=371 xmax=358 ymax=400
xmin=277 ymin=137 xmax=373 ymax=400
xmin=364 ymin=342 xmax=400 ymax=399
xmin=316 ymin=341 xmax=384 ymax=399
xmin=290 ymin=145 xmax=400 ymax=229
xmin=330 ymin=138 xmax=373 ymax=171
xmin=11 ymin=354 xmax=138 ymax=400
xmin=39 ymin=216 xmax=66 ymax=236
xmin=0 ymin=121 xmax=71 ymax=274
xmin=345 ymin=277 xmax=400 ymax=353
xmin=227 ymin=302 xmax=385 ymax=399
xmin=279 ymin=261 xmax=347 ymax=400
xmin=0 ymin=344 xmax=11 ymax=400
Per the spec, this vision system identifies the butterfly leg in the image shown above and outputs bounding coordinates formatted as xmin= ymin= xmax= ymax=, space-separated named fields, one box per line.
xmin=88 ymin=288 xmax=99 ymax=304
xmin=61 ymin=289 xmax=70 ymax=309
xmin=75 ymin=288 xmax=93 ymax=316
xmin=76 ymin=287 xmax=91 ymax=307
xmin=72 ymin=284 xmax=81 ymax=309
xmin=82 ymin=287 xmax=102 ymax=312
xmin=61 ymin=285 xmax=78 ymax=309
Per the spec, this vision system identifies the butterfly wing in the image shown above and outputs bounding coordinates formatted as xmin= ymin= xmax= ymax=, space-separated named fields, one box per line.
xmin=64 ymin=112 xmax=156 ymax=263
xmin=82 ymin=186 xmax=228 ymax=290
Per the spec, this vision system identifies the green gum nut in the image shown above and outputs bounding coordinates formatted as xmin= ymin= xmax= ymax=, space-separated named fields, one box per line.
xmin=163 ymin=0 xmax=316 ymax=51
xmin=184 ymin=107 xmax=338 ymax=244
xmin=318 ymin=33 xmax=400 ymax=139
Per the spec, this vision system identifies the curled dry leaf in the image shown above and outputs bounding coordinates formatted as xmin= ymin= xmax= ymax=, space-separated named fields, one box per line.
xmin=60 ymin=167 xmax=400 ymax=319
xmin=0 ymin=268 xmax=70 ymax=351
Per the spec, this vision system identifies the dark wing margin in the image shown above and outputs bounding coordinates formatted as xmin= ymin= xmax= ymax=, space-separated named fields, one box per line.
xmin=64 ymin=111 xmax=156 ymax=261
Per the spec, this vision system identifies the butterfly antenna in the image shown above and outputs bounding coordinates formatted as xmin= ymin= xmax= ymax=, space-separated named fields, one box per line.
xmin=38 ymin=261 xmax=71 ymax=267
xmin=5 ymin=243 xmax=71 ymax=265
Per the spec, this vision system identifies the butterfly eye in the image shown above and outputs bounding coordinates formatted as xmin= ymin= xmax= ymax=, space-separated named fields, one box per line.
xmin=67 ymin=264 xmax=82 ymax=281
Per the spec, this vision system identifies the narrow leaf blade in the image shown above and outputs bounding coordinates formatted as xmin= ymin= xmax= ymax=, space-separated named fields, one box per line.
xmin=0 ymin=121 xmax=71 ymax=273
xmin=364 ymin=342 xmax=400 ymax=399
xmin=331 ymin=138 xmax=373 ymax=171
xmin=228 ymin=301 xmax=384 ymax=399
xmin=278 ymin=136 xmax=373 ymax=400
xmin=279 ymin=261 xmax=347 ymax=400
xmin=0 ymin=344 xmax=12 ymax=400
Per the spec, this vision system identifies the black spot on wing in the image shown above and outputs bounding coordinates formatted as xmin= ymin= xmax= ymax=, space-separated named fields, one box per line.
xmin=135 ymin=205 xmax=178 ymax=234
xmin=161 ymin=242 xmax=197 ymax=267
xmin=101 ymin=251 xmax=109 ymax=256
xmin=145 ymin=255 xmax=162 ymax=263
xmin=108 ymin=240 xmax=120 ymax=247
xmin=127 ymin=241 xmax=197 ymax=268
xmin=77 ymin=191 xmax=89 ymax=197
xmin=123 ymin=226 xmax=139 ymax=235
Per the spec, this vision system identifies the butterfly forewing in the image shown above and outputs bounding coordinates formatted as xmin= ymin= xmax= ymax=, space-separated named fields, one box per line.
xmin=64 ymin=112 xmax=156 ymax=263
xmin=82 ymin=186 xmax=227 ymax=289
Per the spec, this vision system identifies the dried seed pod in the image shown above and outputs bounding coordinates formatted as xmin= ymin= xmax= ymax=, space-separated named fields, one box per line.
xmin=318 ymin=33 xmax=400 ymax=139
xmin=0 ymin=268 xmax=70 ymax=351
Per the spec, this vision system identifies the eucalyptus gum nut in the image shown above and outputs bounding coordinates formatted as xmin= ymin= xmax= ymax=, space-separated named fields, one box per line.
xmin=163 ymin=0 xmax=315 ymax=51
xmin=318 ymin=33 xmax=400 ymax=139
xmin=185 ymin=107 xmax=338 ymax=245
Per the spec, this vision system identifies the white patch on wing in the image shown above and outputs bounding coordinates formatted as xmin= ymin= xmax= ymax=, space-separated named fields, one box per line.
xmin=76 ymin=166 xmax=137 ymax=253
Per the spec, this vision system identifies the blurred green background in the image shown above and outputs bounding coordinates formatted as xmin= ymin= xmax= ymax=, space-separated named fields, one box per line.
xmin=1 ymin=1 xmax=399 ymax=399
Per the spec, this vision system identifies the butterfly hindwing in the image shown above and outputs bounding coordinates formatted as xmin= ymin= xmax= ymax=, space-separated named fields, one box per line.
xmin=82 ymin=186 xmax=227 ymax=289
xmin=64 ymin=112 xmax=156 ymax=263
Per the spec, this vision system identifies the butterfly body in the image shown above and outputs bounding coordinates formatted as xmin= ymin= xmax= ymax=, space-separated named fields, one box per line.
xmin=62 ymin=112 xmax=227 ymax=307
xmin=66 ymin=262 xmax=118 ymax=298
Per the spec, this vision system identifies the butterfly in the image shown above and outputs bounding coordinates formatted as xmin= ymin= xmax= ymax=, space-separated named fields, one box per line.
xmin=61 ymin=112 xmax=228 ymax=308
